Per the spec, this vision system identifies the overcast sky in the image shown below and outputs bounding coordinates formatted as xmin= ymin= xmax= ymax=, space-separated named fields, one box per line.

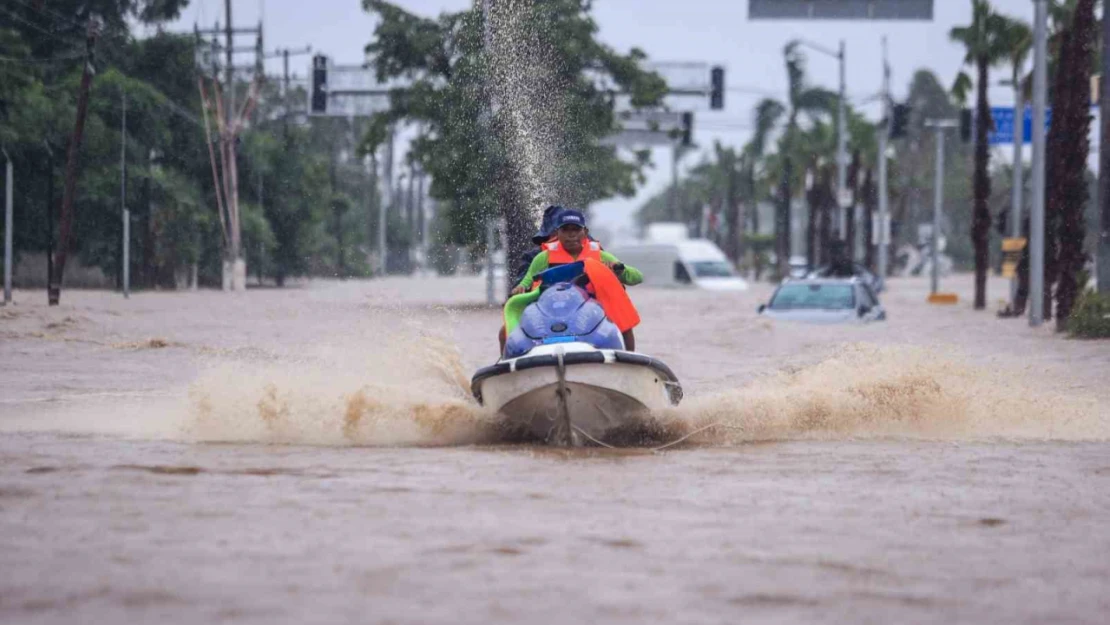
xmin=169 ymin=0 xmax=1047 ymax=233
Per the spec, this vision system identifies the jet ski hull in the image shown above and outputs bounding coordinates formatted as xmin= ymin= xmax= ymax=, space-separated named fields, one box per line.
xmin=471 ymin=344 xmax=682 ymax=446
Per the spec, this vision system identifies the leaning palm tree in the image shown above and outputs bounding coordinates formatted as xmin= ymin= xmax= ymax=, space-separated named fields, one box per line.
xmin=742 ymin=98 xmax=786 ymax=255
xmin=951 ymin=0 xmax=1011 ymax=310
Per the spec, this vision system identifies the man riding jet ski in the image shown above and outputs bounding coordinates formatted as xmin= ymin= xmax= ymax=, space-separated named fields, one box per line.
xmin=514 ymin=209 xmax=640 ymax=349
xmin=471 ymin=209 xmax=682 ymax=446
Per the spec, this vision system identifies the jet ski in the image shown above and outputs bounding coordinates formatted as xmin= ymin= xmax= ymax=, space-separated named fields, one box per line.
xmin=471 ymin=261 xmax=682 ymax=446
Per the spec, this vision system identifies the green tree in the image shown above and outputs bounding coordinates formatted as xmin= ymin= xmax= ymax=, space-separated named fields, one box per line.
xmin=359 ymin=0 xmax=666 ymax=293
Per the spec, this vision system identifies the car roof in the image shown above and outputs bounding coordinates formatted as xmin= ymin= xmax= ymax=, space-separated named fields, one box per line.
xmin=778 ymin=277 xmax=862 ymax=287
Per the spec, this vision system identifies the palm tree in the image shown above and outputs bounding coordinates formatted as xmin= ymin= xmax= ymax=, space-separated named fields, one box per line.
xmin=767 ymin=41 xmax=839 ymax=277
xmin=951 ymin=0 xmax=1011 ymax=310
xmin=1047 ymin=0 xmax=1096 ymax=329
xmin=741 ymin=99 xmax=785 ymax=255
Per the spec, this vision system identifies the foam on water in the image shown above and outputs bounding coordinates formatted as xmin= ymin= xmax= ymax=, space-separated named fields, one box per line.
xmin=183 ymin=323 xmax=500 ymax=447
xmin=660 ymin=343 xmax=1110 ymax=444
xmin=178 ymin=338 xmax=1108 ymax=448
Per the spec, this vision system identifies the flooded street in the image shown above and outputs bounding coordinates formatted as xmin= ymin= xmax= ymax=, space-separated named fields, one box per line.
xmin=2 ymin=275 xmax=1109 ymax=624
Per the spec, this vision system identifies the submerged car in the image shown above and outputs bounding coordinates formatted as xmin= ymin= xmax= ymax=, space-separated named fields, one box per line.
xmin=758 ymin=278 xmax=886 ymax=324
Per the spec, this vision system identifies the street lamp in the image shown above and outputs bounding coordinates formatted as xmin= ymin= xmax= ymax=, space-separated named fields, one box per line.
xmin=1030 ymin=0 xmax=1048 ymax=326
xmin=795 ymin=38 xmax=848 ymax=243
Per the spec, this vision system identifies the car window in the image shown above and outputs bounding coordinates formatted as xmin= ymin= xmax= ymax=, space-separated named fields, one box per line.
xmin=674 ymin=261 xmax=692 ymax=284
xmin=769 ymin=283 xmax=855 ymax=310
xmin=690 ymin=261 xmax=734 ymax=278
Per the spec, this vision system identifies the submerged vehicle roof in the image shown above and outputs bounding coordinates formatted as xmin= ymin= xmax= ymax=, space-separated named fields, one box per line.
xmin=610 ymin=239 xmax=728 ymax=261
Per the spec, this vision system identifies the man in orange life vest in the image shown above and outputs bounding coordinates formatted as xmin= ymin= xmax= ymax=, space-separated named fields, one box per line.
xmin=512 ymin=209 xmax=643 ymax=350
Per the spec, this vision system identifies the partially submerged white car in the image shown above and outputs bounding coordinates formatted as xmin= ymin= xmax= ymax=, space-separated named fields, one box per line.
xmin=758 ymin=277 xmax=886 ymax=324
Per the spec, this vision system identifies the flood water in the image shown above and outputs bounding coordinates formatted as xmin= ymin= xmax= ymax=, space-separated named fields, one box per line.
xmin=2 ymin=275 xmax=1108 ymax=624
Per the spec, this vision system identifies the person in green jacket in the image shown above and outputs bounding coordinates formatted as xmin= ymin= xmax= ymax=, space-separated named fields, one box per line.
xmin=508 ymin=210 xmax=643 ymax=351
xmin=511 ymin=210 xmax=643 ymax=294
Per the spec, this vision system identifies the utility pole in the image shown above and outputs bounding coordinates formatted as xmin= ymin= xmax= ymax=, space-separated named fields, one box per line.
xmin=120 ymin=91 xmax=129 ymax=298
xmin=877 ymin=37 xmax=891 ymax=286
xmin=925 ymin=119 xmax=957 ymax=296
xmin=836 ymin=39 xmax=848 ymax=242
xmin=2 ymin=147 xmax=11 ymax=306
xmin=52 ymin=19 xmax=100 ymax=306
xmin=1099 ymin=0 xmax=1110 ymax=294
xmin=195 ymin=10 xmax=262 ymax=292
xmin=1030 ymin=0 xmax=1048 ymax=326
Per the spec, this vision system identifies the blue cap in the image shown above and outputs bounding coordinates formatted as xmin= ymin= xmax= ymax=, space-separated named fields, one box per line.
xmin=532 ymin=205 xmax=564 ymax=244
xmin=553 ymin=209 xmax=586 ymax=229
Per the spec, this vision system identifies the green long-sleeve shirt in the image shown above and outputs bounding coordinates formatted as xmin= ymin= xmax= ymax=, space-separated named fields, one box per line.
xmin=516 ymin=250 xmax=643 ymax=290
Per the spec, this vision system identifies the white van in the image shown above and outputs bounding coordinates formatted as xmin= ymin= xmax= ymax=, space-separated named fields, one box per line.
xmin=607 ymin=239 xmax=749 ymax=291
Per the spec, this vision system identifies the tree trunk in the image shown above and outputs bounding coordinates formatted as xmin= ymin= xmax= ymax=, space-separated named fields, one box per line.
xmin=846 ymin=150 xmax=860 ymax=262
xmin=777 ymin=156 xmax=793 ymax=278
xmin=972 ymin=56 xmax=993 ymax=310
xmin=863 ymin=167 xmax=876 ymax=271
xmin=818 ymin=166 xmax=834 ymax=267
xmin=726 ymin=163 xmax=741 ymax=265
xmin=1053 ymin=0 xmax=1097 ymax=329
xmin=805 ymin=161 xmax=819 ymax=271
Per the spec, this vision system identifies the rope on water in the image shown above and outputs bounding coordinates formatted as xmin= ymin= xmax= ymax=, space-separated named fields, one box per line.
xmin=570 ymin=423 xmax=617 ymax=449
xmin=650 ymin=421 xmax=730 ymax=452
xmin=572 ymin=421 xmax=745 ymax=452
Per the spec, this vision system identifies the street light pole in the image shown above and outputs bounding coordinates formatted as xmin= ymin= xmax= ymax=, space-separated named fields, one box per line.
xmin=925 ymin=119 xmax=958 ymax=296
xmin=877 ymin=37 xmax=890 ymax=286
xmin=837 ymin=39 xmax=848 ymax=243
xmin=1030 ymin=0 xmax=1048 ymax=326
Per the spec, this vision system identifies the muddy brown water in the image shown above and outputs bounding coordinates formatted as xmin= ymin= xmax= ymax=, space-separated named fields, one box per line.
xmin=1 ymin=275 xmax=1108 ymax=624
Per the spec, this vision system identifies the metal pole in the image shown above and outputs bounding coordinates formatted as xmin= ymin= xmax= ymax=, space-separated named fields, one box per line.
xmin=486 ymin=219 xmax=496 ymax=305
xmin=877 ymin=36 xmax=890 ymax=285
xmin=837 ymin=39 xmax=848 ymax=240
xmin=482 ymin=0 xmax=495 ymax=305
xmin=931 ymin=126 xmax=945 ymax=295
xmin=1030 ymin=0 xmax=1048 ymax=326
xmin=1011 ymin=84 xmax=1024 ymax=238
xmin=3 ymin=149 xmax=11 ymax=305
xmin=671 ymin=143 xmax=680 ymax=221
xmin=382 ymin=126 xmax=394 ymax=275
xmin=1099 ymin=1 xmax=1110 ymax=294
xmin=1010 ymin=79 xmax=1024 ymax=306
xmin=121 ymin=92 xmax=129 ymax=298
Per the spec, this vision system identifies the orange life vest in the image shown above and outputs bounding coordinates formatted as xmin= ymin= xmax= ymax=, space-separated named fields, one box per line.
xmin=543 ymin=239 xmax=602 ymax=266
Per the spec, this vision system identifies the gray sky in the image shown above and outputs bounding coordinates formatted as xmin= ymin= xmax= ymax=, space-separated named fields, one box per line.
xmin=170 ymin=0 xmax=1044 ymax=233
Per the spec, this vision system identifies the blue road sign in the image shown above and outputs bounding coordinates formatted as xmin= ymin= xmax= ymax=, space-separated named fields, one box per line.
xmin=988 ymin=107 xmax=1052 ymax=145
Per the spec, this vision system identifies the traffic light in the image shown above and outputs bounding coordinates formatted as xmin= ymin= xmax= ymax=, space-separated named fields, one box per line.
xmin=311 ymin=54 xmax=328 ymax=114
xmin=709 ymin=66 xmax=724 ymax=110
xmin=681 ymin=112 xmax=693 ymax=146
xmin=960 ymin=108 xmax=973 ymax=142
xmin=890 ymin=103 xmax=910 ymax=139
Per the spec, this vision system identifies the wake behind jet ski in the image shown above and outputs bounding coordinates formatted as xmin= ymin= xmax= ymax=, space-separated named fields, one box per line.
xmin=471 ymin=259 xmax=682 ymax=447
